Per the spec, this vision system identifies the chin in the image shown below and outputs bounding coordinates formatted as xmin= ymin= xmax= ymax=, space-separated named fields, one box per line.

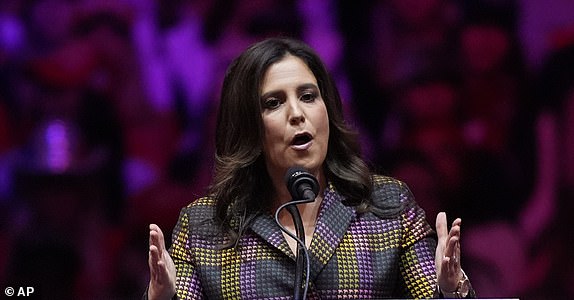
xmin=292 ymin=159 xmax=323 ymax=173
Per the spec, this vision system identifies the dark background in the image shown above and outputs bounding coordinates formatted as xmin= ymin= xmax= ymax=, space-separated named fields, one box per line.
xmin=1 ymin=0 xmax=573 ymax=298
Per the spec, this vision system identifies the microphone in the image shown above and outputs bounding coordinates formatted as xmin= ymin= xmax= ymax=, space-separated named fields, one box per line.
xmin=277 ymin=166 xmax=319 ymax=300
xmin=284 ymin=166 xmax=319 ymax=202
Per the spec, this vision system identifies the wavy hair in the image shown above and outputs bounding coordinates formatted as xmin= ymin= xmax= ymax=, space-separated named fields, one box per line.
xmin=209 ymin=38 xmax=396 ymax=247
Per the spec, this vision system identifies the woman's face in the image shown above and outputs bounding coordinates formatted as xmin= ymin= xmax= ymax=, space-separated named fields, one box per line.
xmin=260 ymin=55 xmax=329 ymax=181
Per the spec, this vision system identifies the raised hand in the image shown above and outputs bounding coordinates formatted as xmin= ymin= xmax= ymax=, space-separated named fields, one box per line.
xmin=435 ymin=212 xmax=463 ymax=293
xmin=148 ymin=224 xmax=176 ymax=300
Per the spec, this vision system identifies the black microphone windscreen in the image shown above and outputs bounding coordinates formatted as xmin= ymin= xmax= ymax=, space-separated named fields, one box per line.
xmin=284 ymin=166 xmax=319 ymax=200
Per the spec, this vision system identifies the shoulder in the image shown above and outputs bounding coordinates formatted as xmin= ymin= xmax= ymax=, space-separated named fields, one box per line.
xmin=371 ymin=174 xmax=409 ymax=190
xmin=170 ymin=196 xmax=234 ymax=246
xmin=177 ymin=196 xmax=218 ymax=232
xmin=371 ymin=175 xmax=435 ymax=246
xmin=182 ymin=196 xmax=217 ymax=214
xmin=370 ymin=174 xmax=414 ymax=205
xmin=357 ymin=174 xmax=414 ymax=219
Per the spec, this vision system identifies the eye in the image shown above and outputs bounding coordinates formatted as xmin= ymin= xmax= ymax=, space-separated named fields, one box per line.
xmin=300 ymin=92 xmax=317 ymax=103
xmin=263 ymin=97 xmax=282 ymax=110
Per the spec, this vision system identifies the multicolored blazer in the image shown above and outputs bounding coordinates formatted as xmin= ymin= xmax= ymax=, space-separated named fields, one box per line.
xmin=169 ymin=175 xmax=439 ymax=299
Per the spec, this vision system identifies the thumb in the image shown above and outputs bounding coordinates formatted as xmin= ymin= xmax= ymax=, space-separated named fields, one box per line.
xmin=436 ymin=212 xmax=448 ymax=247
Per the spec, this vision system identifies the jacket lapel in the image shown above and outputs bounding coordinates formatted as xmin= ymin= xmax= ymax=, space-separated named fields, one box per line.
xmin=248 ymin=183 xmax=356 ymax=281
xmin=308 ymin=184 xmax=356 ymax=281
xmin=250 ymin=213 xmax=295 ymax=260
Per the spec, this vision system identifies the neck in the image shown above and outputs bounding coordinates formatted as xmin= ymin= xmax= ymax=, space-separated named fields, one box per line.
xmin=270 ymin=167 xmax=326 ymax=205
xmin=278 ymin=194 xmax=323 ymax=252
xmin=272 ymin=168 xmax=326 ymax=234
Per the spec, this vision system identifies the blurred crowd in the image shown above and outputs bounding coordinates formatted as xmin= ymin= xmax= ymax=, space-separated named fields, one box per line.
xmin=1 ymin=0 xmax=573 ymax=298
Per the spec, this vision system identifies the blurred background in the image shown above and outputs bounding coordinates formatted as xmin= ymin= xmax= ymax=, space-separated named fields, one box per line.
xmin=0 ymin=0 xmax=573 ymax=298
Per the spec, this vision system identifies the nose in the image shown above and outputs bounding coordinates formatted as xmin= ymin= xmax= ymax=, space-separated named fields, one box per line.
xmin=288 ymin=99 xmax=305 ymax=125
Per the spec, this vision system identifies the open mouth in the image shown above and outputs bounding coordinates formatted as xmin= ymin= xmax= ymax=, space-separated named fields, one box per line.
xmin=291 ymin=133 xmax=312 ymax=146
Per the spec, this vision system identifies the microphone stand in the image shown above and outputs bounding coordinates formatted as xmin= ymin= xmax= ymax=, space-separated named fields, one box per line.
xmin=280 ymin=167 xmax=318 ymax=300
xmin=275 ymin=199 xmax=312 ymax=300
xmin=286 ymin=204 xmax=306 ymax=300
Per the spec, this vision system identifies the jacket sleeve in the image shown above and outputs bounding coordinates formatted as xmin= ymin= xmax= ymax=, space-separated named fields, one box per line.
xmin=395 ymin=180 xmax=440 ymax=298
xmin=142 ymin=207 xmax=199 ymax=300
xmin=169 ymin=207 xmax=204 ymax=300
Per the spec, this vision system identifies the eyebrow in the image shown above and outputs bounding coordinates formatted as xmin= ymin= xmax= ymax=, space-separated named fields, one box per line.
xmin=297 ymin=83 xmax=319 ymax=93
xmin=260 ymin=83 xmax=319 ymax=100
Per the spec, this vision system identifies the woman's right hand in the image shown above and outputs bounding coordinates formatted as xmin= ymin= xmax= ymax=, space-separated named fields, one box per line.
xmin=148 ymin=224 xmax=176 ymax=300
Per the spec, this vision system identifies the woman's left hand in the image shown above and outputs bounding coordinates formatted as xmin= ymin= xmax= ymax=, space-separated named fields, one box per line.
xmin=435 ymin=212 xmax=463 ymax=293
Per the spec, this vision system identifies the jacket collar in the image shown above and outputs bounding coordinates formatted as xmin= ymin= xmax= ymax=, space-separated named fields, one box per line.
xmin=249 ymin=182 xmax=356 ymax=279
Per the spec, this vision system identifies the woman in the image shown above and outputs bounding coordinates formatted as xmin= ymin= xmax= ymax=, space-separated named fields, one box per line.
xmin=147 ymin=38 xmax=475 ymax=299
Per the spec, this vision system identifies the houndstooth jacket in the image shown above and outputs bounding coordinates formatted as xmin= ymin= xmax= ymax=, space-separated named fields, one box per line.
xmin=168 ymin=175 xmax=440 ymax=299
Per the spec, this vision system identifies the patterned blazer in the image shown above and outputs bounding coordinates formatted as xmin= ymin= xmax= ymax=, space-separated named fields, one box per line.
xmin=169 ymin=175 xmax=439 ymax=299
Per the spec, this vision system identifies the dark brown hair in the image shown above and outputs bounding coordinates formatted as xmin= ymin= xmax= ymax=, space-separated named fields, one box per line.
xmin=209 ymin=38 xmax=390 ymax=247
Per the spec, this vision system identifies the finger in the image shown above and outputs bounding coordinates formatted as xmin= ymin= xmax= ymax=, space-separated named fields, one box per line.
xmin=448 ymin=227 xmax=460 ymax=257
xmin=149 ymin=224 xmax=158 ymax=247
xmin=452 ymin=217 xmax=462 ymax=242
xmin=149 ymin=229 xmax=162 ymax=255
xmin=455 ymin=239 xmax=461 ymax=265
xmin=149 ymin=226 xmax=166 ymax=276
xmin=151 ymin=247 xmax=173 ymax=282
xmin=436 ymin=212 xmax=448 ymax=246
xmin=435 ymin=212 xmax=448 ymax=271
xmin=149 ymin=224 xmax=166 ymax=251
xmin=452 ymin=218 xmax=462 ymax=228
xmin=448 ymin=224 xmax=461 ymax=240
xmin=441 ymin=241 xmax=460 ymax=273
xmin=444 ymin=235 xmax=459 ymax=258
xmin=448 ymin=219 xmax=462 ymax=261
xmin=149 ymin=244 xmax=161 ymax=280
